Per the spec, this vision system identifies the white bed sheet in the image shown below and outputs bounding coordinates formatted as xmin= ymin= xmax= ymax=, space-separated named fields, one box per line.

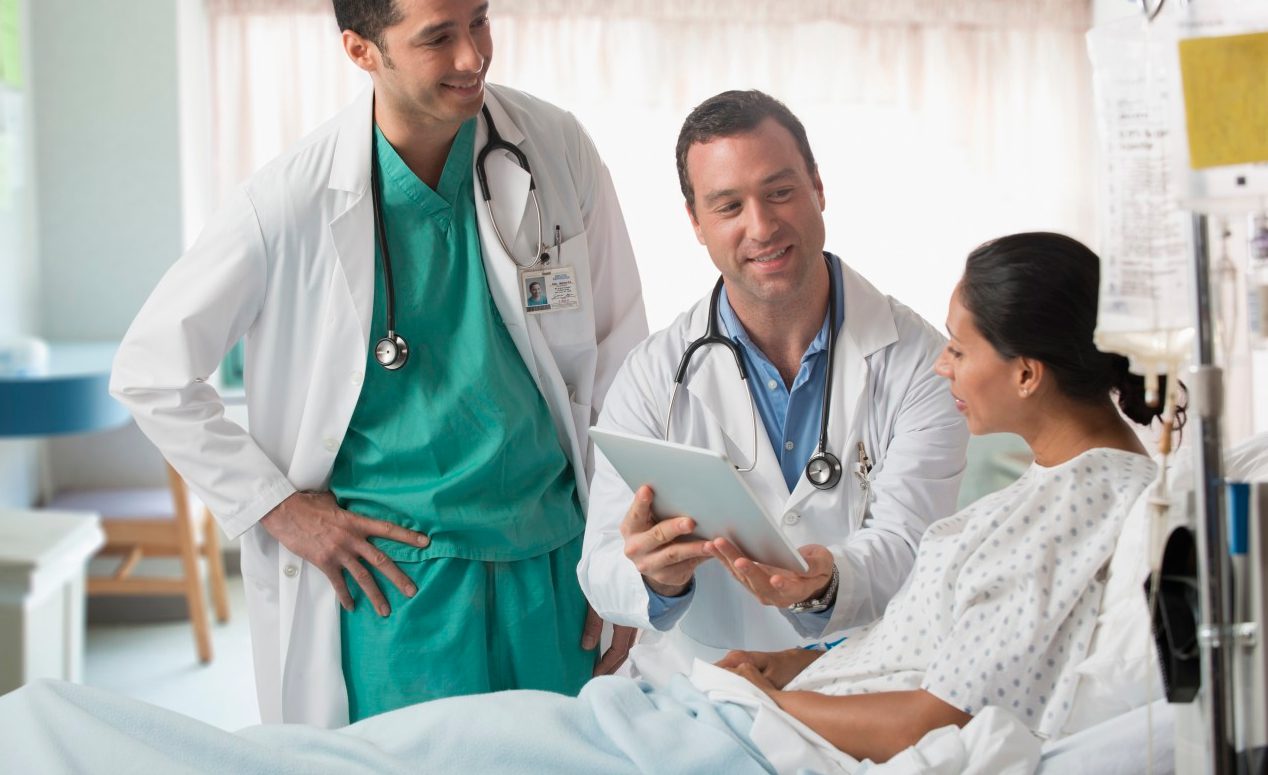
xmin=1038 ymin=700 xmax=1174 ymax=774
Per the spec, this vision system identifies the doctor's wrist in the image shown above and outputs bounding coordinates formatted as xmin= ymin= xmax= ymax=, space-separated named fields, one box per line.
xmin=645 ymin=576 xmax=692 ymax=598
xmin=788 ymin=566 xmax=839 ymax=614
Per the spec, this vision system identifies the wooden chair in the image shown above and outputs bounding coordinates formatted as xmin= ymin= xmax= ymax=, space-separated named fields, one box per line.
xmin=47 ymin=464 xmax=230 ymax=663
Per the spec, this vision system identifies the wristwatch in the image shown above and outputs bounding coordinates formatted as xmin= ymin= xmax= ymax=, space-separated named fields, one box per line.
xmin=788 ymin=566 xmax=839 ymax=614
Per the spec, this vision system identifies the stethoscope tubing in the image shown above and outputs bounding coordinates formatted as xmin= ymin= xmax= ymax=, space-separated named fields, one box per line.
xmin=667 ymin=254 xmax=843 ymax=490
xmin=370 ymin=102 xmax=546 ymax=371
xmin=476 ymin=104 xmax=547 ymax=268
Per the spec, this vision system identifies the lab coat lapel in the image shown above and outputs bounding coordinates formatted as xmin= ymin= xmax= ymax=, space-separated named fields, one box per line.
xmin=784 ymin=258 xmax=898 ymax=516
xmin=478 ymin=96 xmax=531 ymax=246
xmin=270 ymin=88 xmax=376 ymax=684
xmin=472 ymin=92 xmax=544 ymax=389
xmin=326 ymin=87 xmax=376 ymax=349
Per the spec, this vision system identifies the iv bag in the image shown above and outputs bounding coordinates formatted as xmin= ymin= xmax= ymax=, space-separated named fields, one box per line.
xmin=1169 ymin=2 xmax=1268 ymax=213
xmin=1088 ymin=18 xmax=1196 ymax=399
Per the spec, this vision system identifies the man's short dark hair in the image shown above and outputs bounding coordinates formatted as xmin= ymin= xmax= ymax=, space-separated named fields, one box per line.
xmin=675 ymin=90 xmax=817 ymax=213
xmin=332 ymin=0 xmax=403 ymax=51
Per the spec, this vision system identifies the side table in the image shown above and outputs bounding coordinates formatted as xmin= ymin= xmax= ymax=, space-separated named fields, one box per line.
xmin=0 ymin=509 xmax=104 ymax=694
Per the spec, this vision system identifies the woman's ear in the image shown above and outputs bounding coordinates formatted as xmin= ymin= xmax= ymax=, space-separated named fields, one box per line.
xmin=1016 ymin=357 xmax=1045 ymax=398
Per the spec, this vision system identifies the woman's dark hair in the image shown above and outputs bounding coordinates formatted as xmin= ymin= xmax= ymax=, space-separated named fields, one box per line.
xmin=959 ymin=232 xmax=1185 ymax=431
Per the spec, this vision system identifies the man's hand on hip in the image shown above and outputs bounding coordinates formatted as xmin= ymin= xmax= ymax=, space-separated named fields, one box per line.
xmin=619 ymin=485 xmax=711 ymax=597
xmin=581 ymin=605 xmax=639 ymax=676
xmin=259 ymin=491 xmax=429 ymax=617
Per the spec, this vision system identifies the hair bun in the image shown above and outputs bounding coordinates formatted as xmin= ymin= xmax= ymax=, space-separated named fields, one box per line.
xmin=1110 ymin=353 xmax=1187 ymax=431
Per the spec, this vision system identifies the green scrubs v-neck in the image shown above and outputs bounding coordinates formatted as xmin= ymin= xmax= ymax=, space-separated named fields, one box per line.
xmin=329 ymin=119 xmax=584 ymax=563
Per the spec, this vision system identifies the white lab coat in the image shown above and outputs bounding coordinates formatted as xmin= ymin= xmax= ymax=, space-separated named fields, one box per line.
xmin=578 ymin=258 xmax=967 ymax=685
xmin=110 ymin=85 xmax=647 ymax=727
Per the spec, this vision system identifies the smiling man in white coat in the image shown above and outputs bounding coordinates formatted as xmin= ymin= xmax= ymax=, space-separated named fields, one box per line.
xmin=578 ymin=90 xmax=968 ymax=684
xmin=110 ymin=0 xmax=646 ymax=726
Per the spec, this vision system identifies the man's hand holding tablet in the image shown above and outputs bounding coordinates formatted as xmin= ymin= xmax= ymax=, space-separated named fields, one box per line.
xmin=591 ymin=427 xmax=818 ymax=609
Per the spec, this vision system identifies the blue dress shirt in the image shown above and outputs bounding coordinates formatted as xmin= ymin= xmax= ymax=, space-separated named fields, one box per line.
xmin=647 ymin=256 xmax=846 ymax=631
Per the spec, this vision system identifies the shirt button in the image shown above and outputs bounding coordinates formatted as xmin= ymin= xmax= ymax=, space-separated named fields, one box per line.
xmin=783 ymin=512 xmax=801 ymax=526
xmin=351 ymin=371 xmax=363 ymax=386
xmin=323 ymin=437 xmax=338 ymax=452
xmin=283 ymin=564 xmax=298 ymax=578
xmin=767 ymin=379 xmax=779 ymax=391
xmin=784 ymin=440 xmax=795 ymax=451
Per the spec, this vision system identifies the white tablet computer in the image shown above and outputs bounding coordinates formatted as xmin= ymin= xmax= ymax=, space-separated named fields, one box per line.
xmin=589 ymin=426 xmax=809 ymax=571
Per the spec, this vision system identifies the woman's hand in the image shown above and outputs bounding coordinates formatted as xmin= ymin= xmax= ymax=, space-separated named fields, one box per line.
xmin=726 ymin=662 xmax=781 ymax=698
xmin=716 ymin=647 xmax=823 ymax=690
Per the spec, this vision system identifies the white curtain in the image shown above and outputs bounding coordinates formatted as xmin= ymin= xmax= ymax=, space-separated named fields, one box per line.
xmin=204 ymin=0 xmax=368 ymax=212
xmin=201 ymin=0 xmax=1095 ymax=329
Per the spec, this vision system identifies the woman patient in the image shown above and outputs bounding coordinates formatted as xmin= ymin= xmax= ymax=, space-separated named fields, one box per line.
xmin=1 ymin=233 xmax=1176 ymax=774
xmin=707 ymin=230 xmax=1172 ymax=765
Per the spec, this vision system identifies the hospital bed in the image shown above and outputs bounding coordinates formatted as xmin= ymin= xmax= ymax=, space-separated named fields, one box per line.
xmin=1038 ymin=702 xmax=1174 ymax=774
xmin=2 ymin=435 xmax=1262 ymax=774
xmin=0 ymin=542 xmax=1184 ymax=775
xmin=0 ymin=676 xmax=1175 ymax=775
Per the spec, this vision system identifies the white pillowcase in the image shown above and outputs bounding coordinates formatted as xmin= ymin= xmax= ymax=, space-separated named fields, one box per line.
xmin=1060 ymin=483 xmax=1165 ymax=735
xmin=1060 ymin=431 xmax=1268 ymax=736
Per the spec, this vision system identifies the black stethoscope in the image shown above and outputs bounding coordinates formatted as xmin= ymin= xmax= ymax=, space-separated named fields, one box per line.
xmin=664 ymin=254 xmax=843 ymax=490
xmin=371 ymin=104 xmax=550 ymax=371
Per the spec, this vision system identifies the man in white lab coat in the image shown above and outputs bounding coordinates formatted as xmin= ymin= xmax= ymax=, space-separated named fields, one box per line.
xmin=578 ymin=90 xmax=968 ymax=684
xmin=110 ymin=0 xmax=646 ymax=726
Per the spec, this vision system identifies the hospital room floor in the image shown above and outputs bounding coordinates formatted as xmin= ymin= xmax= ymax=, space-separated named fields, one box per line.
xmin=83 ymin=576 xmax=260 ymax=730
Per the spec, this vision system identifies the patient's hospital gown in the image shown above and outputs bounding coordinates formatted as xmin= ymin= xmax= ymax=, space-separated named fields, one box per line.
xmin=786 ymin=447 xmax=1157 ymax=738
xmin=0 ymin=449 xmax=1156 ymax=774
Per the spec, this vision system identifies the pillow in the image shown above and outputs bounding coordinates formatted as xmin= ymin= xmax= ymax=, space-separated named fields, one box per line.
xmin=1060 ymin=483 xmax=1165 ymax=735
xmin=1225 ymin=431 xmax=1268 ymax=481
xmin=1060 ymin=431 xmax=1268 ymax=735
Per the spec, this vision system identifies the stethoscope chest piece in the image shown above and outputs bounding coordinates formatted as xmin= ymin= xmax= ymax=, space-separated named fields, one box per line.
xmin=805 ymin=450 xmax=842 ymax=490
xmin=375 ymin=334 xmax=409 ymax=371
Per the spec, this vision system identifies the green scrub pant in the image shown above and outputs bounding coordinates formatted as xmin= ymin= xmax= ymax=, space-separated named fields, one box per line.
xmin=340 ymin=533 xmax=595 ymax=722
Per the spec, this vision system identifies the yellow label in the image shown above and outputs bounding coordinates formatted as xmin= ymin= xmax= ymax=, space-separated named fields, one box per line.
xmin=1178 ymin=31 xmax=1268 ymax=170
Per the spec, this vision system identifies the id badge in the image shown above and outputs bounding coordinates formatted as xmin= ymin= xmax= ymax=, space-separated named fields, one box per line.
xmin=521 ymin=265 xmax=581 ymax=314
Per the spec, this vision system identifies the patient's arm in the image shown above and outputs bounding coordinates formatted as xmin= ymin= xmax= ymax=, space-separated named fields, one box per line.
xmin=716 ymin=648 xmax=823 ymax=689
xmin=776 ymin=687 xmax=970 ymax=763
xmin=726 ymin=664 xmax=970 ymax=764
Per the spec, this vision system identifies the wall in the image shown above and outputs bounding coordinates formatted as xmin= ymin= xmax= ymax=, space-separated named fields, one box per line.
xmin=0 ymin=0 xmax=40 ymax=508
xmin=30 ymin=0 xmax=184 ymax=492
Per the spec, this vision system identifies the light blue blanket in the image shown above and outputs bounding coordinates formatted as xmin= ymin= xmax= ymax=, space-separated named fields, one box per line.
xmin=0 ymin=675 xmax=775 ymax=774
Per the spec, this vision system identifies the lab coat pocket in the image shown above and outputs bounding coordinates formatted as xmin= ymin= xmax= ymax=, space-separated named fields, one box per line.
xmin=239 ymin=527 xmax=278 ymax=587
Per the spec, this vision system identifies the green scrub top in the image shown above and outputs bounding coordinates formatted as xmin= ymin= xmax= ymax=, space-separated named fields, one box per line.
xmin=332 ymin=119 xmax=595 ymax=721
xmin=329 ymin=119 xmax=584 ymax=562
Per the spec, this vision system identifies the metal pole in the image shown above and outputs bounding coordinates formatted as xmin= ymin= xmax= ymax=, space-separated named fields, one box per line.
xmin=1190 ymin=212 xmax=1238 ymax=774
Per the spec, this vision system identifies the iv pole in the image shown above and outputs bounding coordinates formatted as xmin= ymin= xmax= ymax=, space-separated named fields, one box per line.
xmin=1189 ymin=213 xmax=1238 ymax=774
xmin=1131 ymin=2 xmax=1259 ymax=770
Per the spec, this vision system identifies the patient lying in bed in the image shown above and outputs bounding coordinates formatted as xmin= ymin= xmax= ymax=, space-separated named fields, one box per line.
xmin=0 ymin=234 xmax=1184 ymax=774
xmin=0 ymin=445 xmax=1156 ymax=774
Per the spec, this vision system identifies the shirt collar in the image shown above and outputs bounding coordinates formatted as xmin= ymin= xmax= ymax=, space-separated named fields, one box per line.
xmin=717 ymin=253 xmax=845 ymax=362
